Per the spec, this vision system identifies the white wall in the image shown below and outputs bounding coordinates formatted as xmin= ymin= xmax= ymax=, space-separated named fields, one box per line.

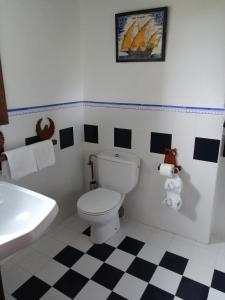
xmin=81 ymin=0 xmax=225 ymax=108
xmin=213 ymin=131 xmax=225 ymax=238
xmin=0 ymin=0 xmax=84 ymax=221
xmin=83 ymin=107 xmax=224 ymax=243
xmin=81 ymin=0 xmax=225 ymax=242
xmin=0 ymin=0 xmax=82 ymax=108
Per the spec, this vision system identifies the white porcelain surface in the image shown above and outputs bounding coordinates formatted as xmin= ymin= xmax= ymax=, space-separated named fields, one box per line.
xmin=77 ymin=188 xmax=121 ymax=215
xmin=0 ymin=182 xmax=58 ymax=261
xmin=97 ymin=150 xmax=140 ymax=194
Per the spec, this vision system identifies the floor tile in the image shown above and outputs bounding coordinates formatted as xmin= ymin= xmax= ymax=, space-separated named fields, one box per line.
xmin=168 ymin=236 xmax=194 ymax=259
xmin=2 ymin=264 xmax=31 ymax=294
xmin=107 ymin=292 xmax=127 ymax=300
xmin=54 ymin=246 xmax=83 ymax=267
xmin=215 ymin=253 xmax=225 ymax=273
xmin=211 ymin=269 xmax=225 ymax=293
xmin=12 ymin=276 xmax=50 ymax=300
xmin=159 ymin=251 xmax=188 ymax=275
xmin=92 ymin=263 xmax=124 ymax=290
xmin=40 ymin=287 xmax=71 ymax=299
xmin=114 ymin=273 xmax=147 ymax=300
xmin=83 ymin=227 xmax=91 ymax=236
xmin=35 ymin=260 xmax=68 ymax=286
xmin=61 ymin=216 xmax=88 ymax=233
xmin=51 ymin=227 xmax=93 ymax=252
xmin=75 ymin=280 xmax=111 ymax=300
xmin=11 ymin=247 xmax=32 ymax=264
xmin=149 ymin=228 xmax=174 ymax=250
xmin=106 ymin=230 xmax=128 ymax=248
xmin=140 ymin=284 xmax=174 ymax=300
xmin=137 ymin=242 xmax=166 ymax=264
xmin=0 ymin=259 xmax=15 ymax=274
xmin=3 ymin=215 xmax=222 ymax=300
xmin=150 ymin=266 xmax=182 ymax=294
xmin=106 ymin=249 xmax=135 ymax=271
xmin=54 ymin=270 xmax=88 ymax=299
xmin=13 ymin=248 xmax=51 ymax=274
xmin=207 ymin=287 xmax=225 ymax=300
xmin=106 ymin=218 xmax=138 ymax=248
xmin=176 ymin=277 xmax=209 ymax=300
xmin=189 ymin=245 xmax=217 ymax=268
xmin=72 ymin=254 xmax=103 ymax=278
xmin=87 ymin=244 xmax=115 ymax=261
xmin=118 ymin=237 xmax=144 ymax=256
xmin=127 ymin=257 xmax=157 ymax=282
xmin=5 ymin=294 xmax=16 ymax=300
xmin=68 ymin=231 xmax=93 ymax=252
xmin=183 ymin=260 xmax=214 ymax=286
xmin=31 ymin=236 xmax=66 ymax=258
xmin=194 ymin=240 xmax=219 ymax=256
xmin=128 ymin=223 xmax=155 ymax=243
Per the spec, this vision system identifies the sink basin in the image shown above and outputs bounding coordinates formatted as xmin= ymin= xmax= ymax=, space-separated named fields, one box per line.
xmin=0 ymin=182 xmax=58 ymax=261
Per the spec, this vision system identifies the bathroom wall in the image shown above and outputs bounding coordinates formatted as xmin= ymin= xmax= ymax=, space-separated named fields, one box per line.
xmin=81 ymin=0 xmax=225 ymax=243
xmin=0 ymin=0 xmax=84 ymax=220
xmin=0 ymin=0 xmax=225 ymax=241
xmin=81 ymin=0 xmax=225 ymax=108
xmin=213 ymin=131 xmax=225 ymax=238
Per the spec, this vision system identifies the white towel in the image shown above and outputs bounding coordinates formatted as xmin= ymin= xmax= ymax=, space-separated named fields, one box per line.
xmin=31 ymin=140 xmax=55 ymax=170
xmin=2 ymin=146 xmax=38 ymax=180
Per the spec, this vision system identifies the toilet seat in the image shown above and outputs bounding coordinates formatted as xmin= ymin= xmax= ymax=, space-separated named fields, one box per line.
xmin=77 ymin=188 xmax=122 ymax=216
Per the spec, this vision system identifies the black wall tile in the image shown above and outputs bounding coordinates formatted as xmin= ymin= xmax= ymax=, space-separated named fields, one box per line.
xmin=193 ymin=137 xmax=220 ymax=163
xmin=84 ymin=124 xmax=98 ymax=144
xmin=59 ymin=127 xmax=74 ymax=149
xmin=222 ymin=136 xmax=225 ymax=157
xmin=150 ymin=132 xmax=172 ymax=154
xmin=114 ymin=128 xmax=132 ymax=149
xmin=25 ymin=136 xmax=42 ymax=145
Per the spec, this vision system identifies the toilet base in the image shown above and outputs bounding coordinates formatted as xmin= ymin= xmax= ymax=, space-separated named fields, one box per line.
xmin=90 ymin=213 xmax=120 ymax=244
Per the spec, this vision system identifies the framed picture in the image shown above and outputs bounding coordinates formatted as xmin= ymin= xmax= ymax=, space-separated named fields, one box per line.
xmin=115 ymin=7 xmax=168 ymax=62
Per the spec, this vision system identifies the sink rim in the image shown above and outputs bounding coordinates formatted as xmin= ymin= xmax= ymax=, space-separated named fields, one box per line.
xmin=0 ymin=182 xmax=58 ymax=260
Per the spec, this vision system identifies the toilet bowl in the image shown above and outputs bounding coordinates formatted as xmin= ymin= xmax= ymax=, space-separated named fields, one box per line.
xmin=77 ymin=188 xmax=123 ymax=244
xmin=77 ymin=150 xmax=140 ymax=244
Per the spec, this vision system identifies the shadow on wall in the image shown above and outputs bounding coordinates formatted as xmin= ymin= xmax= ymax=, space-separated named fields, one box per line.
xmin=180 ymin=170 xmax=200 ymax=221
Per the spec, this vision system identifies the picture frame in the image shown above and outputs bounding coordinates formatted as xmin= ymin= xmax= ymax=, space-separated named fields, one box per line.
xmin=115 ymin=7 xmax=168 ymax=62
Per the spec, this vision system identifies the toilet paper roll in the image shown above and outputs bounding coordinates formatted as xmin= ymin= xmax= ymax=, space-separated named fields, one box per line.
xmin=163 ymin=192 xmax=182 ymax=211
xmin=164 ymin=176 xmax=183 ymax=193
xmin=159 ymin=163 xmax=175 ymax=177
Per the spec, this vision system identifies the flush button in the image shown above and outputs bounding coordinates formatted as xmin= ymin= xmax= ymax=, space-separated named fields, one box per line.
xmin=115 ymin=153 xmax=120 ymax=157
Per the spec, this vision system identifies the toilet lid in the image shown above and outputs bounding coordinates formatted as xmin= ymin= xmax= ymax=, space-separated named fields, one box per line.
xmin=77 ymin=188 xmax=121 ymax=214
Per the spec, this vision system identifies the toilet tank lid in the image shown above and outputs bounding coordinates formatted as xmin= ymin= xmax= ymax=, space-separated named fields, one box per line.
xmin=97 ymin=150 xmax=140 ymax=166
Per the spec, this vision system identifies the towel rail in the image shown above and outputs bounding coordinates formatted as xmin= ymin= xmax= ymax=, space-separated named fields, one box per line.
xmin=0 ymin=139 xmax=57 ymax=162
xmin=0 ymin=118 xmax=57 ymax=163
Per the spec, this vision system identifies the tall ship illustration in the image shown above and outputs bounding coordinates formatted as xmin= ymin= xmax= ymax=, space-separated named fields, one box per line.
xmin=120 ymin=18 xmax=161 ymax=57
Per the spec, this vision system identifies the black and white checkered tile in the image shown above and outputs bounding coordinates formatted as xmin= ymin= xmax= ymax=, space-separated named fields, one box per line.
xmin=2 ymin=218 xmax=225 ymax=300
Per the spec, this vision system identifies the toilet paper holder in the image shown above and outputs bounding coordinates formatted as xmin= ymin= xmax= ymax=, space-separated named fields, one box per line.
xmin=158 ymin=148 xmax=182 ymax=174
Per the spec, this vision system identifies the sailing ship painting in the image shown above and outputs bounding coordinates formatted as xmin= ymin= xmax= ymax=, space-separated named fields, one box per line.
xmin=116 ymin=7 xmax=168 ymax=62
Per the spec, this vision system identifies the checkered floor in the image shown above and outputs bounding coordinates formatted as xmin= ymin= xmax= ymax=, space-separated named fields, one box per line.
xmin=2 ymin=216 xmax=225 ymax=299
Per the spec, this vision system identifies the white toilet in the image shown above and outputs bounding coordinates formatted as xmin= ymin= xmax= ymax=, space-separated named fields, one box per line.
xmin=77 ymin=150 xmax=140 ymax=244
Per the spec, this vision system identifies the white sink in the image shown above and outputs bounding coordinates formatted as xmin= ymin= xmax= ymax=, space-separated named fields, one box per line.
xmin=0 ymin=182 xmax=58 ymax=261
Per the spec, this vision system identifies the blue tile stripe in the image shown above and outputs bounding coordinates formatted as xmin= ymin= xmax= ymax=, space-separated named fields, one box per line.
xmin=8 ymin=100 xmax=225 ymax=116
